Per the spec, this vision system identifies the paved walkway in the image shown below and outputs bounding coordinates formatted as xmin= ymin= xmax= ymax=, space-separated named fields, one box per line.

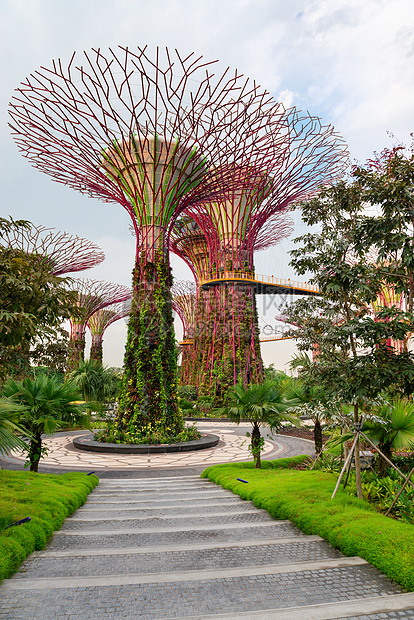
xmin=1 ymin=475 xmax=414 ymax=618
xmin=2 ymin=422 xmax=314 ymax=474
xmin=1 ymin=424 xmax=414 ymax=618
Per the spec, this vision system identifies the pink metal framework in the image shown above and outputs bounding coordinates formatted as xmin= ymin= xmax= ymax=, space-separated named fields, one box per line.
xmin=9 ymin=45 xmax=318 ymax=427
xmin=177 ymin=109 xmax=348 ymax=397
xmin=8 ymin=46 xmax=348 ymax=420
xmin=0 ymin=225 xmax=105 ymax=275
xmin=87 ymin=298 xmax=132 ymax=364
xmin=68 ymin=279 xmax=131 ymax=370
xmin=169 ymin=213 xmax=293 ymax=391
xmin=172 ymin=281 xmax=197 ymax=385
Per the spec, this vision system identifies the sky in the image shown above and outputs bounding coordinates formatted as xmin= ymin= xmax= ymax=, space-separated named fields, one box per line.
xmin=1 ymin=0 xmax=414 ymax=370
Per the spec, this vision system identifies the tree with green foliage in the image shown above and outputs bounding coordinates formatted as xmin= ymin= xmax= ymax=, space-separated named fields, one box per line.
xmin=67 ymin=360 xmax=122 ymax=413
xmin=215 ymin=381 xmax=300 ymax=468
xmin=0 ymin=398 xmax=28 ymax=456
xmin=286 ymin=167 xmax=414 ymax=497
xmin=0 ymin=217 xmax=79 ymax=382
xmin=2 ymin=375 xmax=88 ymax=471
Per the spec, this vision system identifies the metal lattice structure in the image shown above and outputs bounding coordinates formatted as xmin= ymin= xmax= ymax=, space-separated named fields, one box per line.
xmin=9 ymin=45 xmax=323 ymax=432
xmin=0 ymin=225 xmax=105 ymax=275
xmin=68 ymin=279 xmax=132 ymax=371
xmin=170 ymin=210 xmax=294 ymax=393
xmin=9 ymin=45 xmax=348 ymax=424
xmin=172 ymin=281 xmax=197 ymax=386
xmin=87 ymin=298 xmax=132 ymax=364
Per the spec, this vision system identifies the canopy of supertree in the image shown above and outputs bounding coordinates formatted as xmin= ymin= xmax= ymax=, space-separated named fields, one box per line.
xmin=172 ymin=281 xmax=197 ymax=386
xmin=0 ymin=224 xmax=105 ymax=275
xmin=9 ymin=45 xmax=348 ymax=435
xmin=87 ymin=299 xmax=133 ymax=365
xmin=68 ymin=279 xmax=132 ymax=371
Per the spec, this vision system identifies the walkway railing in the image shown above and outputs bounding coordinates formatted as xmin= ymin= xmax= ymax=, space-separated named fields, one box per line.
xmin=200 ymin=271 xmax=319 ymax=294
xmin=259 ymin=335 xmax=293 ymax=343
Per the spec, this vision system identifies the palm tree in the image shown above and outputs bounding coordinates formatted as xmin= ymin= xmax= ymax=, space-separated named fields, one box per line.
xmin=283 ymin=376 xmax=326 ymax=454
xmin=0 ymin=398 xmax=28 ymax=456
xmin=67 ymin=360 xmax=121 ymax=412
xmin=364 ymin=399 xmax=414 ymax=475
xmin=216 ymin=381 xmax=300 ymax=468
xmin=2 ymin=375 xmax=89 ymax=471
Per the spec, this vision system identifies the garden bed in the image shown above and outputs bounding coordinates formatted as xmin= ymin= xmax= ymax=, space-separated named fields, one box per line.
xmin=73 ymin=433 xmax=220 ymax=454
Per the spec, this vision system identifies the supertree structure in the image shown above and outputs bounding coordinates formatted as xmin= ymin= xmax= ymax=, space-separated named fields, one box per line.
xmin=170 ymin=211 xmax=293 ymax=391
xmin=181 ymin=108 xmax=348 ymax=400
xmin=68 ymin=279 xmax=131 ymax=371
xmin=171 ymin=281 xmax=197 ymax=385
xmin=87 ymin=299 xmax=133 ymax=364
xmin=10 ymin=45 xmax=337 ymax=437
xmin=0 ymin=225 xmax=105 ymax=275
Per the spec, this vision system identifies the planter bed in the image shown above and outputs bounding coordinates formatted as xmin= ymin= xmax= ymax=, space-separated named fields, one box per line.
xmin=73 ymin=433 xmax=220 ymax=454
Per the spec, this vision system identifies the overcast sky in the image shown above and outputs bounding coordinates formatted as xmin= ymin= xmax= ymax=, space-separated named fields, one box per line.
xmin=1 ymin=0 xmax=413 ymax=370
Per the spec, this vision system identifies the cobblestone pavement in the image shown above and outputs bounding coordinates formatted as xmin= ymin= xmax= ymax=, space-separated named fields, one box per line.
xmin=1 ymin=422 xmax=314 ymax=473
xmin=1 ymin=476 xmax=414 ymax=619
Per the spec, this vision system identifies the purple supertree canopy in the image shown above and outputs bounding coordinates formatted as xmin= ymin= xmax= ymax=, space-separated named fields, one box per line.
xmin=0 ymin=225 xmax=105 ymax=275
xmin=87 ymin=299 xmax=132 ymax=364
xmin=87 ymin=299 xmax=132 ymax=338
xmin=69 ymin=279 xmax=132 ymax=327
xmin=8 ymin=46 xmax=302 ymax=261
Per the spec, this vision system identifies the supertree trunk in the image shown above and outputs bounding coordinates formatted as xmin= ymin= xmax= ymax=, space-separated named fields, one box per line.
xmin=67 ymin=279 xmax=131 ymax=374
xmin=89 ymin=335 xmax=103 ymax=364
xmin=67 ymin=323 xmax=86 ymax=369
xmin=87 ymin=301 xmax=132 ymax=366
xmin=118 ymin=252 xmax=181 ymax=433
xmin=197 ymin=282 xmax=263 ymax=404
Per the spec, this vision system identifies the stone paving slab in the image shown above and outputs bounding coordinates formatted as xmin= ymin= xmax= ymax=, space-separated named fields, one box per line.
xmin=61 ymin=510 xmax=273 ymax=531
xmin=5 ymin=422 xmax=294 ymax=470
xmin=72 ymin=501 xmax=256 ymax=518
xmin=0 ymin=565 xmax=401 ymax=619
xmin=47 ymin=521 xmax=306 ymax=550
xmin=12 ymin=539 xmax=342 ymax=579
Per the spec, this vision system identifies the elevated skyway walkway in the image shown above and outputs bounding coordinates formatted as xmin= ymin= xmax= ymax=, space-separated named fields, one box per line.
xmin=200 ymin=271 xmax=319 ymax=296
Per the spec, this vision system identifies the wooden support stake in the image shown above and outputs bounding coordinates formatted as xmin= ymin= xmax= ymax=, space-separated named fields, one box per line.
xmin=385 ymin=467 xmax=414 ymax=517
xmin=331 ymin=432 xmax=359 ymax=500
xmin=359 ymin=431 xmax=414 ymax=491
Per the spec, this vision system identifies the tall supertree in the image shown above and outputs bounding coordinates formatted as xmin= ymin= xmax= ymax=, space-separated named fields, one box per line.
xmin=170 ymin=212 xmax=293 ymax=391
xmin=172 ymin=281 xmax=197 ymax=385
xmin=9 ymin=46 xmax=326 ymax=437
xmin=68 ymin=279 xmax=131 ymax=371
xmin=0 ymin=225 xmax=105 ymax=275
xmin=87 ymin=299 xmax=132 ymax=364
xmin=181 ymin=108 xmax=348 ymax=401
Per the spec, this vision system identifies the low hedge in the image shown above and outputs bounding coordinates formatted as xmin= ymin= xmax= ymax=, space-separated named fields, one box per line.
xmin=201 ymin=457 xmax=414 ymax=591
xmin=0 ymin=470 xmax=99 ymax=581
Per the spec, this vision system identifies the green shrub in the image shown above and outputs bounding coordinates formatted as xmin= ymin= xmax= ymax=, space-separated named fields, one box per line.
xmin=0 ymin=470 xmax=98 ymax=581
xmin=202 ymin=458 xmax=414 ymax=591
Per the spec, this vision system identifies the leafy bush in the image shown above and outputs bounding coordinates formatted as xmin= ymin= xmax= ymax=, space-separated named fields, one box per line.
xmin=0 ymin=470 xmax=98 ymax=581
xmin=95 ymin=422 xmax=201 ymax=445
xmin=202 ymin=459 xmax=414 ymax=591
xmin=177 ymin=385 xmax=197 ymax=402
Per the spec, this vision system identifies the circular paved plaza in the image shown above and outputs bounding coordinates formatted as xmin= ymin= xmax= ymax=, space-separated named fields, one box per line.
xmin=3 ymin=422 xmax=314 ymax=473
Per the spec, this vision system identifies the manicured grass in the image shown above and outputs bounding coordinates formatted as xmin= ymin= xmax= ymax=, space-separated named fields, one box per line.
xmin=0 ymin=470 xmax=99 ymax=581
xmin=202 ymin=458 xmax=414 ymax=591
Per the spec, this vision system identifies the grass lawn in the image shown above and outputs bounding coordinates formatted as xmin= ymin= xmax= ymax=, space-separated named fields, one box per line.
xmin=202 ymin=457 xmax=414 ymax=592
xmin=0 ymin=470 xmax=99 ymax=581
